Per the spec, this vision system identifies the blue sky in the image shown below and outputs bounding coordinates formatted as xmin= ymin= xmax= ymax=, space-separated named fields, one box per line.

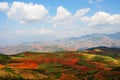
xmin=0 ymin=0 xmax=120 ymax=45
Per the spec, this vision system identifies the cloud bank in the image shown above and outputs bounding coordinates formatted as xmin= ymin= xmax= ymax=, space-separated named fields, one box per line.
xmin=0 ymin=1 xmax=120 ymax=37
xmin=0 ymin=2 xmax=9 ymax=12
xmin=0 ymin=1 xmax=119 ymax=27
xmin=6 ymin=2 xmax=48 ymax=24
xmin=81 ymin=12 xmax=120 ymax=26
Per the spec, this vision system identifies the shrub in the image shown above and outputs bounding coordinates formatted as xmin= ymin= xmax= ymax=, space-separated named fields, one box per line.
xmin=86 ymin=70 xmax=99 ymax=75
xmin=112 ymin=67 xmax=120 ymax=71
xmin=92 ymin=55 xmax=115 ymax=63
xmin=55 ymin=73 xmax=61 ymax=78
xmin=77 ymin=55 xmax=87 ymax=59
xmin=78 ymin=60 xmax=93 ymax=67
xmin=87 ymin=75 xmax=94 ymax=80
xmin=38 ymin=64 xmax=48 ymax=70
xmin=46 ymin=67 xmax=55 ymax=73
xmin=0 ymin=69 xmax=24 ymax=80
xmin=0 ymin=54 xmax=10 ymax=64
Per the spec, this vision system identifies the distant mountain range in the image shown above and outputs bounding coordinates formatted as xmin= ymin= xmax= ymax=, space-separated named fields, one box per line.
xmin=0 ymin=32 xmax=120 ymax=55
xmin=57 ymin=32 xmax=120 ymax=50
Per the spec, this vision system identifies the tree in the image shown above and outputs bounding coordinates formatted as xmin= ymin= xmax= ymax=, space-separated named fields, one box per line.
xmin=0 ymin=54 xmax=10 ymax=64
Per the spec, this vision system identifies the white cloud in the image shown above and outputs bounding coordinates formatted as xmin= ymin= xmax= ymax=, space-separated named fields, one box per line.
xmin=74 ymin=8 xmax=90 ymax=18
xmin=89 ymin=0 xmax=103 ymax=3
xmin=17 ymin=28 xmax=53 ymax=35
xmin=51 ymin=7 xmax=90 ymax=27
xmin=7 ymin=2 xmax=48 ymax=23
xmin=0 ymin=2 xmax=9 ymax=12
xmin=51 ymin=6 xmax=73 ymax=27
xmin=89 ymin=0 xmax=94 ymax=3
xmin=81 ymin=12 xmax=120 ymax=26
xmin=52 ymin=6 xmax=72 ymax=21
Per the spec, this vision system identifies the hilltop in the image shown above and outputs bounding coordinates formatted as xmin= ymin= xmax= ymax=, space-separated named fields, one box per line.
xmin=80 ymin=46 xmax=120 ymax=58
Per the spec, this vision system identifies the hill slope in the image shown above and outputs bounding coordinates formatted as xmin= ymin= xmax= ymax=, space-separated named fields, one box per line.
xmin=56 ymin=32 xmax=120 ymax=50
xmin=81 ymin=46 xmax=120 ymax=58
xmin=0 ymin=51 xmax=120 ymax=80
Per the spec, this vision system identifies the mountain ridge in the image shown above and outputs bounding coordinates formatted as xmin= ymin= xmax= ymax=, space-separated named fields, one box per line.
xmin=0 ymin=32 xmax=120 ymax=54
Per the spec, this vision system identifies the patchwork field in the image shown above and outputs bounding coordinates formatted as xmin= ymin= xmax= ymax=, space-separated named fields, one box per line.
xmin=0 ymin=51 xmax=120 ymax=80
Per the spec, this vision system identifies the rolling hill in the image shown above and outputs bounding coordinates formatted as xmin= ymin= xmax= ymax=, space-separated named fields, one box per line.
xmin=57 ymin=32 xmax=120 ymax=50
xmin=80 ymin=46 xmax=120 ymax=59
xmin=0 ymin=32 xmax=120 ymax=55
xmin=0 ymin=51 xmax=120 ymax=80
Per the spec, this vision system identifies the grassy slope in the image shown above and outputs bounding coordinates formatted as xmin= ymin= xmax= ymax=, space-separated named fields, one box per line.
xmin=0 ymin=51 xmax=120 ymax=80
